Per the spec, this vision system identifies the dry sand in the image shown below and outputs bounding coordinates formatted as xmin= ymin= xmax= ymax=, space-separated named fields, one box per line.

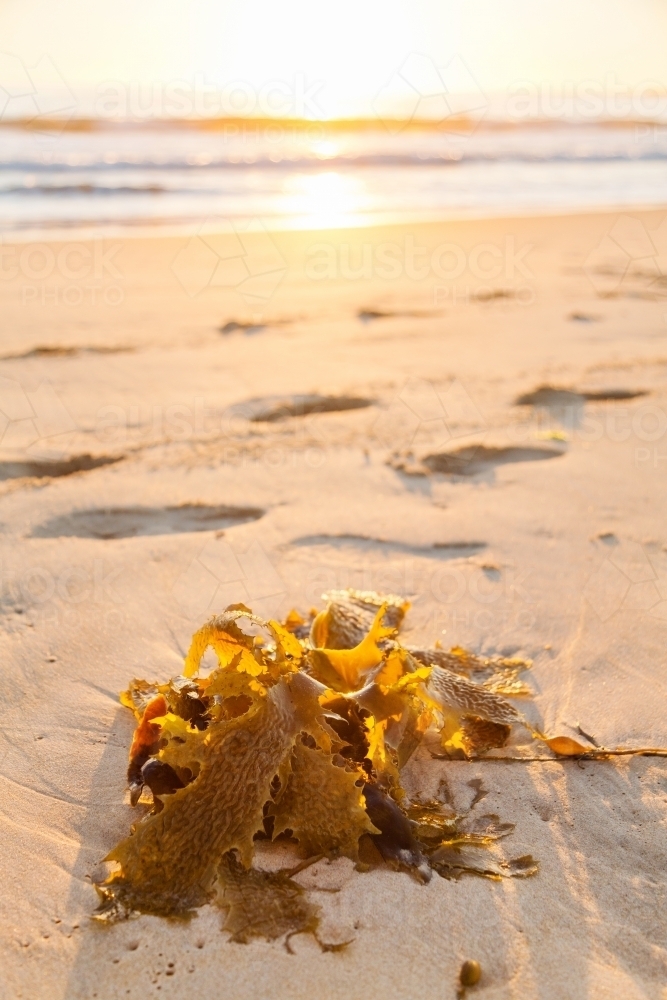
xmin=1 ymin=209 xmax=667 ymax=1000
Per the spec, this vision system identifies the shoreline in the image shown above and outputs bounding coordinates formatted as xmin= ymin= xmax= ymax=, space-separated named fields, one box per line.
xmin=4 ymin=196 xmax=667 ymax=244
xmin=2 ymin=198 xmax=667 ymax=244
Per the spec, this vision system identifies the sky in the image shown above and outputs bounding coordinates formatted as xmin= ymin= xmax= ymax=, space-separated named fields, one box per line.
xmin=1 ymin=0 xmax=666 ymax=119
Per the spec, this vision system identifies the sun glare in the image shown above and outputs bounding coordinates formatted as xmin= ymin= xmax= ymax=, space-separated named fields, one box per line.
xmin=1 ymin=0 xmax=667 ymax=121
xmin=283 ymin=170 xmax=367 ymax=228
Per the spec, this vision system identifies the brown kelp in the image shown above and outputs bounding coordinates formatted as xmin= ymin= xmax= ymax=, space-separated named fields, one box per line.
xmin=95 ymin=589 xmax=579 ymax=943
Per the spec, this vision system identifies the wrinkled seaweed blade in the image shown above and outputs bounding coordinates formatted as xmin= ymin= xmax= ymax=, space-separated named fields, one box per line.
xmin=460 ymin=719 xmax=511 ymax=756
xmin=427 ymin=666 xmax=522 ymax=726
xmin=321 ymin=602 xmax=371 ymax=649
xmin=408 ymin=648 xmax=474 ymax=674
xmin=322 ymin=590 xmax=408 ymax=649
xmin=100 ymin=682 xmax=301 ymax=917
xmin=272 ymin=743 xmax=378 ymax=860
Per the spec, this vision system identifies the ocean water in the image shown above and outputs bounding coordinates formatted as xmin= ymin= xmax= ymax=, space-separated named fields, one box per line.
xmin=1 ymin=120 xmax=667 ymax=236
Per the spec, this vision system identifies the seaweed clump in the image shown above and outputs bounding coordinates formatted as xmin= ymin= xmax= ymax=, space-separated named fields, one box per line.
xmin=96 ymin=591 xmax=541 ymax=945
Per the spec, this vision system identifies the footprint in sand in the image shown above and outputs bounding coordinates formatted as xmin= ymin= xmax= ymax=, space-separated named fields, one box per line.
xmin=231 ymin=394 xmax=373 ymax=422
xmin=515 ymin=385 xmax=647 ymax=407
xmin=291 ymin=534 xmax=487 ymax=558
xmin=0 ymin=345 xmax=133 ymax=360
xmin=357 ymin=308 xmax=438 ymax=322
xmin=391 ymin=444 xmax=564 ymax=478
xmin=31 ymin=503 xmax=264 ymax=539
xmin=219 ymin=321 xmax=266 ymax=335
xmin=0 ymin=454 xmax=123 ymax=482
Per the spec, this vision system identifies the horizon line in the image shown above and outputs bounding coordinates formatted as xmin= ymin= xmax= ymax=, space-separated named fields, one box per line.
xmin=1 ymin=114 xmax=667 ymax=133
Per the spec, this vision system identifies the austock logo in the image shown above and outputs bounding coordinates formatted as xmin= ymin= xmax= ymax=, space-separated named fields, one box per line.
xmin=173 ymin=538 xmax=287 ymax=621
xmin=0 ymin=558 xmax=124 ymax=609
xmin=0 ymin=375 xmax=76 ymax=459
xmin=0 ymin=237 xmax=125 ymax=307
xmin=0 ymin=52 xmax=76 ymax=129
xmin=373 ymin=377 xmax=486 ymax=453
xmin=171 ymin=217 xmax=287 ymax=304
xmin=584 ymin=538 xmax=667 ymax=622
xmin=373 ymin=52 xmax=487 ymax=135
xmin=584 ymin=215 xmax=667 ymax=297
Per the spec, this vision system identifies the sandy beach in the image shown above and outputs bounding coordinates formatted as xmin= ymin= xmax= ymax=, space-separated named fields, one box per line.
xmin=1 ymin=207 xmax=667 ymax=1000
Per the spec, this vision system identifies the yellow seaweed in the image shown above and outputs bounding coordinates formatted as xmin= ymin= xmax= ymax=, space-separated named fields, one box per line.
xmin=310 ymin=603 xmax=396 ymax=690
xmin=99 ymin=591 xmax=547 ymax=932
xmin=271 ymin=742 xmax=378 ymax=860
xmin=545 ymin=735 xmax=591 ymax=756
xmin=183 ymin=608 xmax=266 ymax=678
xmin=424 ymin=665 xmax=523 ymax=727
xmin=98 ymin=679 xmax=309 ymax=918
